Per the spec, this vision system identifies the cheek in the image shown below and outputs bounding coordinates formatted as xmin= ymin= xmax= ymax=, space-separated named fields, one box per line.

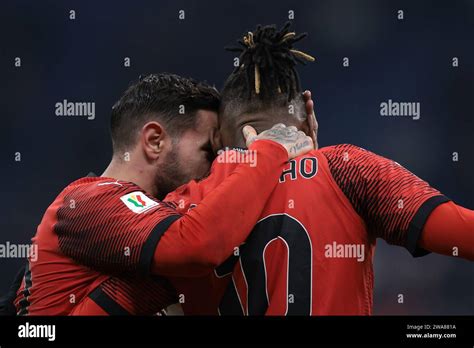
xmin=179 ymin=142 xmax=212 ymax=175
xmin=157 ymin=139 xmax=175 ymax=165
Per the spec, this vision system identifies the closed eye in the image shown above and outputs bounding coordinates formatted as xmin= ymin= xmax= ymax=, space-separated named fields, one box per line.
xmin=201 ymin=141 xmax=216 ymax=162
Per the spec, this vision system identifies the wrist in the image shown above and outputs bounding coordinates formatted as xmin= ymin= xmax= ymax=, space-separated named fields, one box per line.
xmin=249 ymin=139 xmax=288 ymax=162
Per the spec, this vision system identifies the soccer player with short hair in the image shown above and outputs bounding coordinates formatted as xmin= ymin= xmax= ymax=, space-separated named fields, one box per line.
xmin=13 ymin=73 xmax=313 ymax=315
xmin=165 ymin=23 xmax=474 ymax=315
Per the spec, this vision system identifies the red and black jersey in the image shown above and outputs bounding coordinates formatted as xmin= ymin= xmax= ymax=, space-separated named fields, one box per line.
xmin=15 ymin=177 xmax=179 ymax=315
xmin=166 ymin=144 xmax=449 ymax=315
xmin=14 ymin=140 xmax=290 ymax=315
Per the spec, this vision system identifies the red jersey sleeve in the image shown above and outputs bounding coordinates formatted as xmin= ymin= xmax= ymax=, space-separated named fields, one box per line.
xmin=321 ymin=144 xmax=450 ymax=256
xmin=56 ymin=140 xmax=288 ymax=278
xmin=419 ymin=201 xmax=474 ymax=260
xmin=164 ymin=147 xmax=244 ymax=213
xmin=55 ymin=178 xmax=181 ymax=275
xmin=152 ymin=141 xmax=288 ymax=276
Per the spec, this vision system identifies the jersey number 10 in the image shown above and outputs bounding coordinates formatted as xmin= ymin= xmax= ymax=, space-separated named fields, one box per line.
xmin=217 ymin=214 xmax=313 ymax=315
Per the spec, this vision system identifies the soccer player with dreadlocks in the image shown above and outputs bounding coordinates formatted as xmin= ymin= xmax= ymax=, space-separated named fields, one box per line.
xmin=9 ymin=72 xmax=313 ymax=316
xmin=3 ymin=23 xmax=472 ymax=317
xmin=166 ymin=22 xmax=473 ymax=315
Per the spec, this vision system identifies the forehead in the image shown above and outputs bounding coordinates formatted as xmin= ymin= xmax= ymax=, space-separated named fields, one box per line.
xmin=178 ymin=109 xmax=218 ymax=145
xmin=194 ymin=109 xmax=218 ymax=133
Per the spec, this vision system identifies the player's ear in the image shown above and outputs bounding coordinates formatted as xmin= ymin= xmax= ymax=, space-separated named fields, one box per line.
xmin=141 ymin=121 xmax=168 ymax=160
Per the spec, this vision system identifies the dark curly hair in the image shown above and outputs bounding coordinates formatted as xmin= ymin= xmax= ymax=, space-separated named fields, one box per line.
xmin=110 ymin=73 xmax=220 ymax=153
xmin=221 ymin=22 xmax=314 ymax=123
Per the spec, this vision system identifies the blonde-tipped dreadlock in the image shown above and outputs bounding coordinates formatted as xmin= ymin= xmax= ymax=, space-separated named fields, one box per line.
xmin=290 ymin=49 xmax=315 ymax=62
xmin=242 ymin=31 xmax=262 ymax=94
xmin=226 ymin=22 xmax=315 ymax=101
xmin=254 ymin=64 xmax=261 ymax=94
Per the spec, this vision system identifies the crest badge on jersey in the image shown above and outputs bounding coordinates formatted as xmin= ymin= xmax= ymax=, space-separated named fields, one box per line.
xmin=120 ymin=191 xmax=159 ymax=213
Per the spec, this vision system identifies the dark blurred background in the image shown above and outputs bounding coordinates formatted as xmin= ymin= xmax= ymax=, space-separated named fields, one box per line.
xmin=0 ymin=0 xmax=473 ymax=314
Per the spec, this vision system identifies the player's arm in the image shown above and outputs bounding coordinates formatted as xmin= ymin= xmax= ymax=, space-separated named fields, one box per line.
xmin=165 ymin=90 xmax=320 ymax=213
xmin=164 ymin=150 xmax=246 ymax=213
xmin=151 ymin=128 xmax=313 ymax=277
xmin=321 ymin=144 xmax=473 ymax=259
xmin=56 ymin=125 xmax=313 ymax=277
xmin=419 ymin=202 xmax=474 ymax=260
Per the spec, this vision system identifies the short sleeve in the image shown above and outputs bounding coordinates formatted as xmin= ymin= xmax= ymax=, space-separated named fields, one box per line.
xmin=55 ymin=180 xmax=181 ymax=274
xmin=321 ymin=144 xmax=450 ymax=256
